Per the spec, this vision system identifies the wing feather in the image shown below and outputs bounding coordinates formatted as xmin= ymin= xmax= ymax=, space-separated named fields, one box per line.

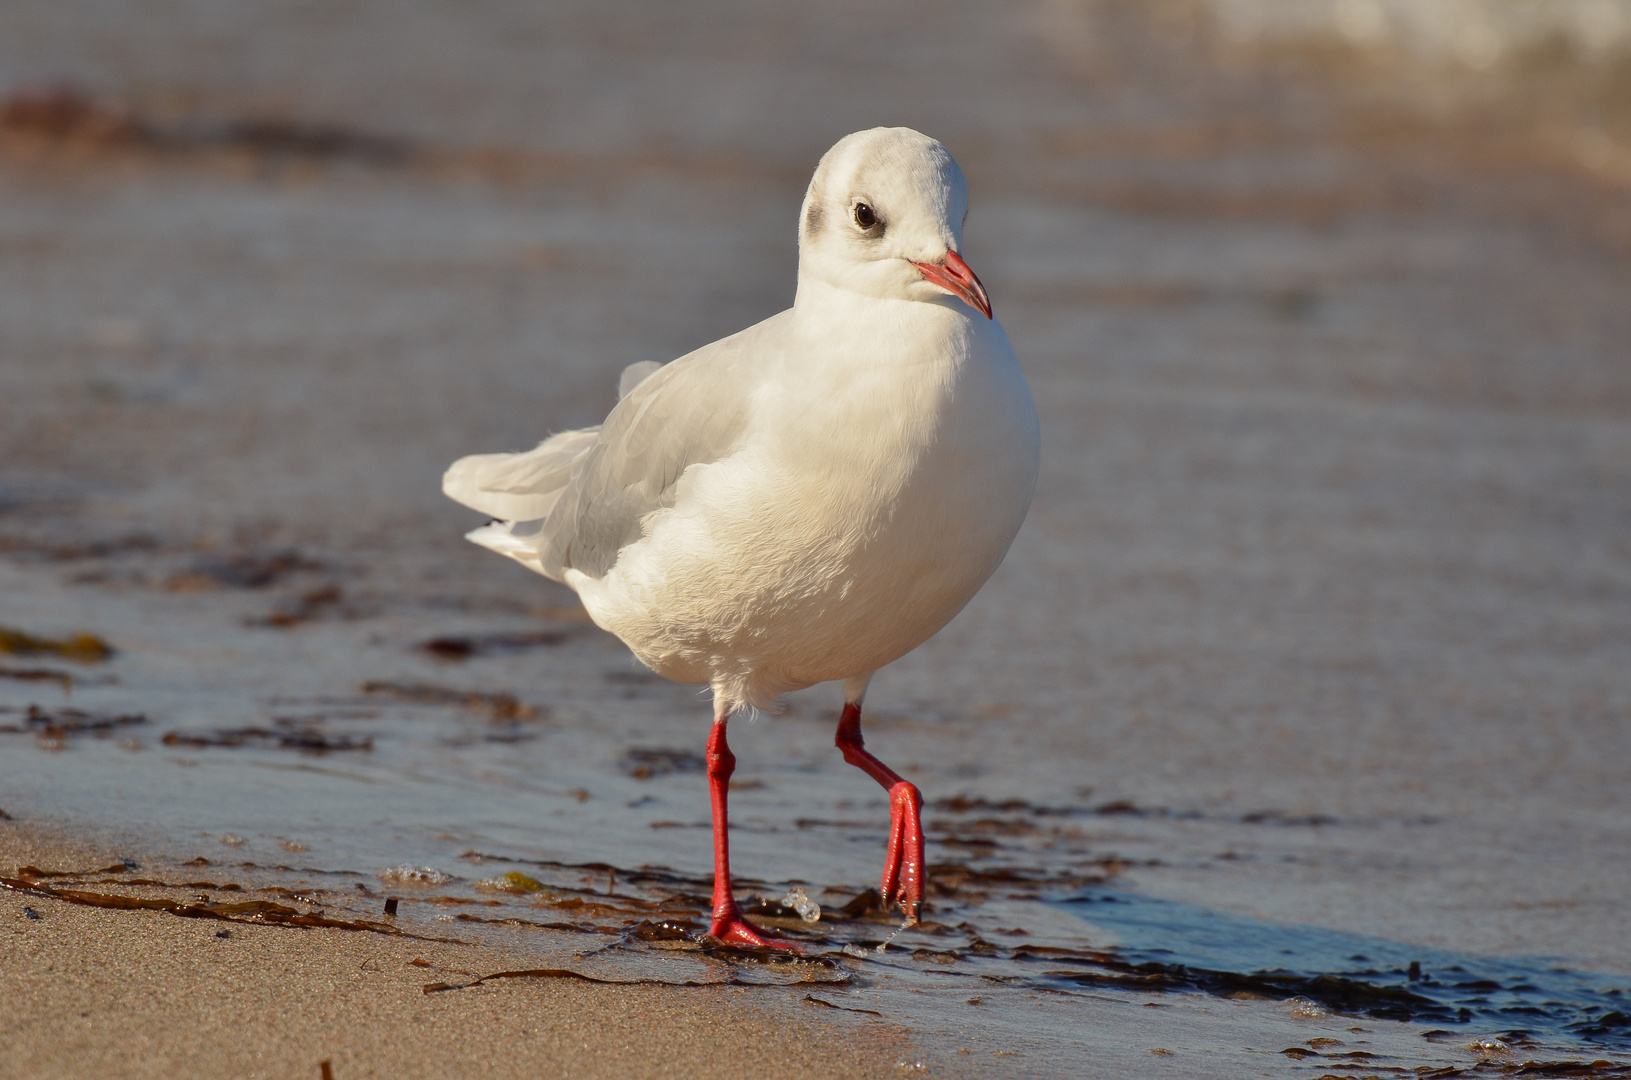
xmin=538 ymin=311 xmax=786 ymax=579
xmin=442 ymin=358 xmax=671 ymax=524
xmin=442 ymin=427 xmax=602 ymax=521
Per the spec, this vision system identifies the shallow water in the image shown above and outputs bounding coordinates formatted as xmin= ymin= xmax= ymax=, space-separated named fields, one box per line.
xmin=2 ymin=569 xmax=1628 ymax=1074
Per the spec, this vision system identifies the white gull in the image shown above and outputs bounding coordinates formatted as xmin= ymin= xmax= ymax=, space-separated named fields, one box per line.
xmin=444 ymin=126 xmax=1039 ymax=948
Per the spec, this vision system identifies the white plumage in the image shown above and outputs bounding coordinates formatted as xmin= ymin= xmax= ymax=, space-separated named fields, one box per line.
xmin=445 ymin=127 xmax=1038 ymax=711
xmin=444 ymin=127 xmax=1038 ymax=943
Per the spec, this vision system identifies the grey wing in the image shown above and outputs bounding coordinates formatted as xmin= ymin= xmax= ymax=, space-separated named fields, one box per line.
xmin=538 ymin=310 xmax=787 ymax=580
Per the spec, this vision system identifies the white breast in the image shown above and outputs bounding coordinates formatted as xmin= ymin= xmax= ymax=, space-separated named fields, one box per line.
xmin=568 ymin=292 xmax=1039 ymax=711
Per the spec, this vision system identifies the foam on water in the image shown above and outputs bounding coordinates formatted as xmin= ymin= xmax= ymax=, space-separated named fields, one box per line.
xmin=1204 ymin=0 xmax=1631 ymax=67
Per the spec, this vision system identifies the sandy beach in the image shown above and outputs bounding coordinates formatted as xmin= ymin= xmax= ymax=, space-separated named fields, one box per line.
xmin=1 ymin=823 xmax=909 ymax=1080
xmin=3 ymin=1 xmax=1630 ymax=1076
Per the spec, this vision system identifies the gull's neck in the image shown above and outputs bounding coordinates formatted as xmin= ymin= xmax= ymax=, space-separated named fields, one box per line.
xmin=787 ymin=270 xmax=990 ymax=397
xmin=792 ymin=273 xmax=936 ymax=335
xmin=794 ymin=273 xmax=867 ymax=324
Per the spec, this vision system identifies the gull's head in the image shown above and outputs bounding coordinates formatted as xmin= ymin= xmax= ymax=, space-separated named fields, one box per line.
xmin=797 ymin=127 xmax=991 ymax=319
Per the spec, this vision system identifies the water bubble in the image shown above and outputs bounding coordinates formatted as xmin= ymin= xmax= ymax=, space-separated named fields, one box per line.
xmin=220 ymin=833 xmax=248 ymax=847
xmin=474 ymin=871 xmax=546 ymax=893
xmin=781 ymin=886 xmax=821 ymax=924
xmin=1469 ymin=1036 xmax=1512 ymax=1058
xmin=842 ymin=943 xmax=873 ymax=959
xmin=378 ymin=864 xmax=454 ymax=886
xmin=1285 ymin=997 xmax=1330 ymax=1019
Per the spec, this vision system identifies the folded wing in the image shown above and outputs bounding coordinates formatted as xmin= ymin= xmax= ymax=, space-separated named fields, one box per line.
xmin=442 ymin=312 xmax=784 ymax=583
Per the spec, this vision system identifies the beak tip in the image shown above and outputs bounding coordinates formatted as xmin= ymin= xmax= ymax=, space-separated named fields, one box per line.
xmin=915 ymin=251 xmax=994 ymax=320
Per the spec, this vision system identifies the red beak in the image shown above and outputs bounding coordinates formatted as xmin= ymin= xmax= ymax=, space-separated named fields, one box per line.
xmin=911 ymin=249 xmax=993 ymax=319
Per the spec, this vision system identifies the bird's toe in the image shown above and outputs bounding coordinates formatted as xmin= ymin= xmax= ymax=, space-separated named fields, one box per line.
xmin=708 ymin=915 xmax=804 ymax=953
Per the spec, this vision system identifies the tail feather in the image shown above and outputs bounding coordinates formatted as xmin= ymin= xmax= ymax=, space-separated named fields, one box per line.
xmin=464 ymin=520 xmax=549 ymax=577
xmin=443 ymin=360 xmax=665 ymax=581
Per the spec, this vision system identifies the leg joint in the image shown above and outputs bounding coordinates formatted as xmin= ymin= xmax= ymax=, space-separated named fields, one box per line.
xmin=705 ymin=721 xmax=736 ymax=782
xmin=837 ymin=743 xmax=869 ymax=770
xmin=706 ymin=744 xmax=735 ymax=782
xmin=834 ymin=701 xmax=863 ymax=753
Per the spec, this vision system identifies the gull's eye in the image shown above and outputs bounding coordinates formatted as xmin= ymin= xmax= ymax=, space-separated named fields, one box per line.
xmin=853 ymin=202 xmax=878 ymax=231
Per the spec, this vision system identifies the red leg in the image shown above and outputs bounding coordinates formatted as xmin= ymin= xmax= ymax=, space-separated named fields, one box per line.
xmin=835 ymin=701 xmax=924 ymax=924
xmin=705 ymin=717 xmax=798 ymax=950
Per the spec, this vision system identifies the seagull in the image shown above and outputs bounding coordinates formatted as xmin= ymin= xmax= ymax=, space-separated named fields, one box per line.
xmin=443 ymin=127 xmax=1039 ymax=948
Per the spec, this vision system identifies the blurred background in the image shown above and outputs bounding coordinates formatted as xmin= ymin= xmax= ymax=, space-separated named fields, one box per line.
xmin=2 ymin=0 xmax=1629 ymax=1068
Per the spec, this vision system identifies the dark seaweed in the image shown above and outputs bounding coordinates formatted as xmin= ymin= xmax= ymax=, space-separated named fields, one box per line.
xmin=248 ymin=584 xmax=348 ymax=628
xmin=0 ymin=706 xmax=146 ymax=744
xmin=0 ymin=873 xmax=457 ymax=941
xmin=0 ymin=627 xmax=113 ymax=663
xmin=0 ymin=666 xmax=74 ymax=692
xmin=1056 ymin=892 xmax=1631 ymax=1049
xmin=0 ymin=532 xmax=160 ymax=562
xmin=422 ymin=967 xmax=716 ymax=994
xmin=804 ymin=994 xmax=883 ymax=1016
xmin=204 ymin=118 xmax=412 ymax=166
xmin=161 ymin=727 xmax=371 ymax=752
xmin=620 ymin=747 xmax=706 ymax=779
xmin=163 ymin=550 xmax=322 ymax=591
xmin=0 ymin=86 xmax=414 ymax=168
xmin=1401 ymin=1063 xmax=1631 ymax=1078
xmin=419 ymin=630 xmax=574 ymax=660
xmin=360 ymin=681 xmax=542 ymax=722
xmin=1043 ymin=961 xmax=1455 ymax=1022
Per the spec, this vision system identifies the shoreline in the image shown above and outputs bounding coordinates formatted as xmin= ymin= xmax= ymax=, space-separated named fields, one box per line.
xmin=0 ymin=817 xmax=915 ymax=1080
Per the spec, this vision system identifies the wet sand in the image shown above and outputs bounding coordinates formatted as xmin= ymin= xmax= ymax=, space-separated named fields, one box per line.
xmin=3 ymin=1 xmax=1631 ymax=1076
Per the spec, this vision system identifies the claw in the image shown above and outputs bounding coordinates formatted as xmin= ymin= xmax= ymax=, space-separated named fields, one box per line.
xmin=709 ymin=914 xmax=804 ymax=952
